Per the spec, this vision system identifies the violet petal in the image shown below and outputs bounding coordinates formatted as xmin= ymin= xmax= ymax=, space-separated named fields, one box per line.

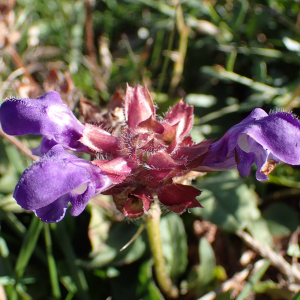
xmin=0 ymin=91 xmax=86 ymax=154
xmin=200 ymin=109 xmax=300 ymax=180
xmin=14 ymin=144 xmax=112 ymax=222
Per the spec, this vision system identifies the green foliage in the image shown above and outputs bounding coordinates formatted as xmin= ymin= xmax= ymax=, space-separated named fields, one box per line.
xmin=194 ymin=170 xmax=260 ymax=232
xmin=236 ymin=259 xmax=270 ymax=300
xmin=1 ymin=0 xmax=300 ymax=299
xmin=160 ymin=213 xmax=188 ymax=281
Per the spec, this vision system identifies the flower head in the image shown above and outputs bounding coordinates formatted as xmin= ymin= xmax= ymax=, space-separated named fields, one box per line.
xmin=200 ymin=108 xmax=300 ymax=181
xmin=80 ymin=85 xmax=212 ymax=217
xmin=14 ymin=145 xmax=112 ymax=222
xmin=2 ymin=86 xmax=300 ymax=221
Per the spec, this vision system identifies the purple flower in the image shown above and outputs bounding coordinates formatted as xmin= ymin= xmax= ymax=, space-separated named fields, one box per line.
xmin=2 ymin=87 xmax=300 ymax=221
xmin=200 ymin=108 xmax=300 ymax=181
xmin=0 ymin=91 xmax=87 ymax=155
xmin=14 ymin=145 xmax=112 ymax=222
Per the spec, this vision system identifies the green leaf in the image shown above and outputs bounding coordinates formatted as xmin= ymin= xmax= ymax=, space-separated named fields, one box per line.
xmin=185 ymin=236 xmax=218 ymax=293
xmin=15 ymin=217 xmax=43 ymax=279
xmin=55 ymin=222 xmax=90 ymax=300
xmin=247 ymin=217 xmax=273 ymax=246
xmin=44 ymin=223 xmax=61 ymax=299
xmin=0 ymin=170 xmax=19 ymax=194
xmin=88 ymin=197 xmax=112 ymax=255
xmin=287 ymin=244 xmax=300 ymax=258
xmin=0 ymin=194 xmax=25 ymax=213
xmin=193 ymin=170 xmax=260 ymax=232
xmin=198 ymin=237 xmax=216 ymax=286
xmin=185 ymin=94 xmax=216 ymax=108
xmin=252 ymin=279 xmax=277 ymax=293
xmin=136 ymin=260 xmax=164 ymax=300
xmin=231 ymin=0 xmax=249 ymax=31
xmin=291 ymin=291 xmax=300 ymax=300
xmin=83 ymin=222 xmax=146 ymax=268
xmin=262 ymin=203 xmax=299 ymax=236
xmin=4 ymin=141 xmax=27 ymax=176
xmin=160 ymin=213 xmax=188 ymax=280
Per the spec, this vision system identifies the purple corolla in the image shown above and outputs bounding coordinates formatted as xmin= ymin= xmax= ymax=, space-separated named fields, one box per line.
xmin=0 ymin=91 xmax=87 ymax=155
xmin=200 ymin=108 xmax=300 ymax=181
xmin=14 ymin=145 xmax=112 ymax=222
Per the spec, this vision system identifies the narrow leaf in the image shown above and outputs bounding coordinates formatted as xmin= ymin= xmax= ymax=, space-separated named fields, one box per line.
xmin=14 ymin=217 xmax=43 ymax=279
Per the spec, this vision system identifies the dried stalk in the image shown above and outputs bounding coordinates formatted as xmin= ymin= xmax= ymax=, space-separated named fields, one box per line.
xmin=197 ymin=268 xmax=250 ymax=300
xmin=169 ymin=1 xmax=190 ymax=93
xmin=6 ymin=45 xmax=42 ymax=93
xmin=84 ymin=0 xmax=107 ymax=92
xmin=236 ymin=230 xmax=300 ymax=282
xmin=0 ymin=128 xmax=39 ymax=161
xmin=284 ymin=81 xmax=300 ymax=111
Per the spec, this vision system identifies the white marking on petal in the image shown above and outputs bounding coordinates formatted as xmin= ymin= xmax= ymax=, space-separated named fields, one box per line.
xmin=237 ymin=133 xmax=250 ymax=153
xmin=71 ymin=183 xmax=88 ymax=195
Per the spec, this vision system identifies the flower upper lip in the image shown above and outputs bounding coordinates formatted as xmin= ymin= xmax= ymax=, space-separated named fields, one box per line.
xmin=0 ymin=91 xmax=88 ymax=155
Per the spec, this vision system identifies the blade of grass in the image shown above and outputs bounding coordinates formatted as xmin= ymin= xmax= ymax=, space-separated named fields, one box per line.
xmin=150 ymin=29 xmax=165 ymax=67
xmin=0 ymin=209 xmax=26 ymax=237
xmin=122 ymin=34 xmax=141 ymax=80
xmin=44 ymin=223 xmax=61 ymax=299
xmin=196 ymin=104 xmax=240 ymax=125
xmin=291 ymin=291 xmax=300 ymax=300
xmin=169 ymin=1 xmax=189 ymax=93
xmin=0 ymin=229 xmax=13 ymax=277
xmin=236 ymin=259 xmax=270 ymax=300
xmin=201 ymin=66 xmax=285 ymax=95
xmin=267 ymin=175 xmax=300 ymax=189
xmin=14 ymin=217 xmax=43 ymax=279
xmin=0 ymin=210 xmax=47 ymax=267
xmin=65 ymin=292 xmax=75 ymax=300
xmin=218 ymin=45 xmax=284 ymax=58
xmin=232 ymin=0 xmax=249 ymax=31
xmin=157 ymin=19 xmax=176 ymax=93
xmin=55 ymin=222 xmax=90 ymax=300
xmin=0 ymin=228 xmax=16 ymax=300
xmin=4 ymin=141 xmax=27 ymax=176
xmin=226 ymin=49 xmax=237 ymax=72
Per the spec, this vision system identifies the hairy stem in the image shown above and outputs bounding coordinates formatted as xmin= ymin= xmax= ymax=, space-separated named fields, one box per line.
xmin=145 ymin=201 xmax=179 ymax=298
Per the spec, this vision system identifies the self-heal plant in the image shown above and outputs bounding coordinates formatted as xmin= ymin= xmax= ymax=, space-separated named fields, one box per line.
xmin=1 ymin=86 xmax=300 ymax=221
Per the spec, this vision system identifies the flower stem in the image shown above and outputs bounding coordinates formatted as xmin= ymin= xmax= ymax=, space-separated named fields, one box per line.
xmin=145 ymin=201 xmax=179 ymax=298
